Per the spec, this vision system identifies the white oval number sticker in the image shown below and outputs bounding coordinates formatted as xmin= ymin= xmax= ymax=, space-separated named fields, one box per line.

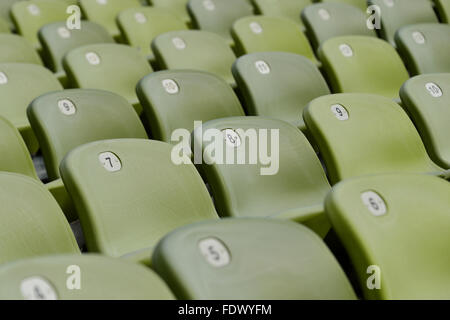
xmin=255 ymin=60 xmax=270 ymax=75
xmin=250 ymin=22 xmax=263 ymax=34
xmin=331 ymin=104 xmax=349 ymax=121
xmin=199 ymin=238 xmax=231 ymax=268
xmin=339 ymin=44 xmax=353 ymax=57
xmin=0 ymin=72 xmax=7 ymax=85
xmin=425 ymin=82 xmax=442 ymax=98
xmin=361 ymin=191 xmax=387 ymax=216
xmin=58 ymin=99 xmax=76 ymax=115
xmin=162 ymin=79 xmax=179 ymax=94
xmin=318 ymin=8 xmax=331 ymax=20
xmin=27 ymin=4 xmax=40 ymax=16
xmin=412 ymin=31 xmax=425 ymax=44
xmin=223 ymin=129 xmax=241 ymax=147
xmin=58 ymin=27 xmax=71 ymax=39
xmin=203 ymin=0 xmax=215 ymax=11
xmin=134 ymin=12 xmax=147 ymax=24
xmin=172 ymin=37 xmax=186 ymax=50
xmin=99 ymin=152 xmax=122 ymax=172
xmin=20 ymin=277 xmax=58 ymax=300
xmin=85 ymin=52 xmax=100 ymax=65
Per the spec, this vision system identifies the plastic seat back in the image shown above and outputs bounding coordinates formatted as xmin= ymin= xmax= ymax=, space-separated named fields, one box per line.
xmin=149 ymin=0 xmax=190 ymax=24
xmin=0 ymin=34 xmax=42 ymax=65
xmin=252 ymin=0 xmax=312 ymax=27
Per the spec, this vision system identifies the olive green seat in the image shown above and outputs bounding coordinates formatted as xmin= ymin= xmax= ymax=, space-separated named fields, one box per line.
xmin=400 ymin=74 xmax=450 ymax=169
xmin=60 ymin=139 xmax=219 ymax=266
xmin=232 ymin=52 xmax=330 ymax=131
xmin=0 ymin=17 xmax=10 ymax=33
xmin=0 ymin=172 xmax=80 ymax=266
xmin=231 ymin=16 xmax=317 ymax=65
xmin=136 ymin=70 xmax=244 ymax=142
xmin=38 ymin=21 xmax=114 ymax=84
xmin=152 ymin=30 xmax=237 ymax=87
xmin=192 ymin=117 xmax=331 ymax=237
xmin=79 ymin=0 xmax=142 ymax=40
xmin=325 ymin=173 xmax=450 ymax=299
xmin=117 ymin=7 xmax=187 ymax=62
xmin=148 ymin=0 xmax=190 ymax=24
xmin=0 ymin=116 xmax=78 ymax=222
xmin=435 ymin=0 xmax=450 ymax=23
xmin=152 ymin=218 xmax=356 ymax=299
xmin=10 ymin=0 xmax=68 ymax=50
xmin=367 ymin=0 xmax=438 ymax=46
xmin=321 ymin=0 xmax=368 ymax=11
xmin=0 ymin=63 xmax=63 ymax=154
xmin=187 ymin=0 xmax=254 ymax=46
xmin=252 ymin=0 xmax=312 ymax=27
xmin=303 ymin=93 xmax=447 ymax=184
xmin=301 ymin=3 xmax=376 ymax=51
xmin=318 ymin=36 xmax=409 ymax=99
xmin=0 ymin=254 xmax=174 ymax=300
xmin=395 ymin=23 xmax=450 ymax=75
xmin=63 ymin=44 xmax=152 ymax=114
xmin=27 ymin=89 xmax=148 ymax=181
xmin=0 ymin=0 xmax=22 ymax=29
xmin=0 ymin=34 xmax=42 ymax=65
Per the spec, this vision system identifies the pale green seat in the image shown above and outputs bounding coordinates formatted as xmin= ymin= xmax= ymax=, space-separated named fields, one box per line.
xmin=318 ymin=36 xmax=409 ymax=99
xmin=136 ymin=70 xmax=244 ymax=142
xmin=79 ymin=0 xmax=142 ymax=40
xmin=38 ymin=21 xmax=114 ymax=84
xmin=0 ymin=115 xmax=78 ymax=222
xmin=400 ymin=74 xmax=450 ymax=169
xmin=0 ymin=254 xmax=174 ymax=300
xmin=231 ymin=16 xmax=317 ymax=65
xmin=60 ymin=139 xmax=219 ymax=266
xmin=0 ymin=172 xmax=80 ymax=265
xmin=63 ymin=43 xmax=152 ymax=114
xmin=0 ymin=0 xmax=22 ymax=29
xmin=148 ymin=0 xmax=190 ymax=24
xmin=0 ymin=63 xmax=63 ymax=154
xmin=321 ymin=0 xmax=368 ymax=11
xmin=0 ymin=34 xmax=42 ymax=65
xmin=152 ymin=30 xmax=237 ymax=87
xmin=10 ymin=0 xmax=68 ymax=50
xmin=395 ymin=23 xmax=450 ymax=75
xmin=0 ymin=17 xmax=10 ymax=33
xmin=435 ymin=0 xmax=450 ymax=23
xmin=27 ymin=89 xmax=148 ymax=181
xmin=303 ymin=93 xmax=447 ymax=184
xmin=117 ymin=7 xmax=187 ymax=62
xmin=152 ymin=218 xmax=356 ymax=299
xmin=252 ymin=0 xmax=312 ymax=27
xmin=367 ymin=0 xmax=438 ymax=46
xmin=325 ymin=173 xmax=450 ymax=299
xmin=301 ymin=2 xmax=376 ymax=51
xmin=187 ymin=0 xmax=254 ymax=46
xmin=232 ymin=52 xmax=330 ymax=131
xmin=192 ymin=117 xmax=331 ymax=237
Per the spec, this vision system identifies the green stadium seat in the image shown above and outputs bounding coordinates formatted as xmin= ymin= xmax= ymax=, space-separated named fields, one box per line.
xmin=303 ymin=93 xmax=447 ymax=184
xmin=152 ymin=30 xmax=237 ymax=87
xmin=148 ymin=0 xmax=191 ymax=24
xmin=0 ymin=18 xmax=10 ymax=33
xmin=38 ymin=21 xmax=114 ymax=84
xmin=231 ymin=16 xmax=317 ymax=65
xmin=325 ymin=173 xmax=450 ymax=299
xmin=0 ymin=34 xmax=43 ymax=65
xmin=367 ymin=0 xmax=438 ymax=46
xmin=137 ymin=70 xmax=244 ymax=142
xmin=27 ymin=89 xmax=148 ymax=181
xmin=10 ymin=0 xmax=68 ymax=50
xmin=117 ymin=7 xmax=187 ymax=62
xmin=435 ymin=0 xmax=450 ymax=23
xmin=187 ymin=0 xmax=254 ymax=46
xmin=0 ymin=0 xmax=21 ymax=29
xmin=0 ymin=63 xmax=63 ymax=154
xmin=321 ymin=0 xmax=368 ymax=11
xmin=192 ymin=117 xmax=331 ymax=237
xmin=152 ymin=218 xmax=356 ymax=299
xmin=400 ymin=74 xmax=450 ymax=169
xmin=301 ymin=2 xmax=376 ymax=51
xmin=79 ymin=0 xmax=142 ymax=40
xmin=63 ymin=43 xmax=152 ymax=114
xmin=318 ymin=36 xmax=409 ymax=99
xmin=252 ymin=0 xmax=312 ymax=27
xmin=232 ymin=52 xmax=330 ymax=131
xmin=0 ymin=172 xmax=80 ymax=265
xmin=60 ymin=139 xmax=219 ymax=266
xmin=395 ymin=23 xmax=450 ymax=75
xmin=0 ymin=254 xmax=174 ymax=300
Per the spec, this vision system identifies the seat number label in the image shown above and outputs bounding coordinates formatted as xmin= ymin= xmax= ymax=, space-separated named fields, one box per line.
xmin=331 ymin=104 xmax=349 ymax=121
xmin=199 ymin=238 xmax=231 ymax=267
xmin=255 ymin=60 xmax=270 ymax=74
xmin=223 ymin=129 xmax=242 ymax=147
xmin=361 ymin=191 xmax=387 ymax=216
xmin=58 ymin=99 xmax=76 ymax=115
xmin=99 ymin=152 xmax=122 ymax=172
xmin=20 ymin=277 xmax=58 ymax=300
xmin=425 ymin=82 xmax=442 ymax=98
xmin=0 ymin=72 xmax=7 ymax=85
